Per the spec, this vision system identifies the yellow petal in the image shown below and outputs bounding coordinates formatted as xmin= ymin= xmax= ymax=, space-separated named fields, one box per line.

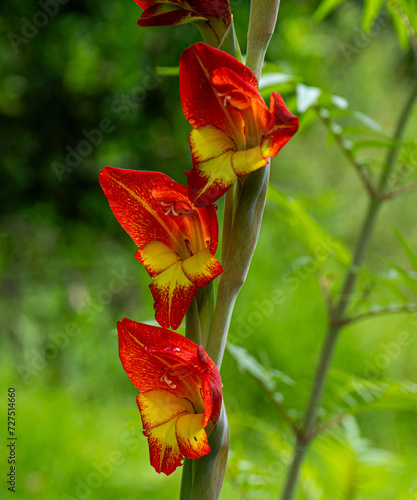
xmin=136 ymin=241 xmax=182 ymax=277
xmin=144 ymin=415 xmax=183 ymax=475
xmin=137 ymin=389 xmax=194 ymax=431
xmin=150 ymin=260 xmax=198 ymax=330
xmin=175 ymin=413 xmax=211 ymax=459
xmin=231 ymin=146 xmax=268 ymax=176
xmin=189 ymin=125 xmax=236 ymax=163
xmin=182 ymin=247 xmax=223 ymax=287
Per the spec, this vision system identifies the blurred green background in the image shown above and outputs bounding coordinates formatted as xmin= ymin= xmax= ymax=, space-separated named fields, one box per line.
xmin=1 ymin=0 xmax=417 ymax=498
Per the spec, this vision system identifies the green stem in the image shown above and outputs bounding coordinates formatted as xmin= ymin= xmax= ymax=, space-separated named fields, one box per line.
xmin=189 ymin=404 xmax=230 ymax=500
xmin=207 ymin=164 xmax=270 ymax=367
xmin=183 ymin=2 xmax=282 ymax=498
xmin=185 ymin=299 xmax=201 ymax=345
xmin=196 ymin=283 xmax=215 ymax=348
xmin=221 ymin=183 xmax=236 ymax=266
xmin=280 ymin=78 xmax=417 ymax=500
xmin=179 ymin=458 xmax=194 ymax=500
xmin=379 ymin=80 xmax=417 ymax=194
xmin=280 ymin=199 xmax=380 ymax=500
xmin=246 ymin=0 xmax=281 ymax=80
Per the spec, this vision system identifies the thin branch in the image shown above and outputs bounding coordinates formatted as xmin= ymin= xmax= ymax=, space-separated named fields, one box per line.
xmin=379 ymin=80 xmax=417 ymax=193
xmin=337 ymin=303 xmax=417 ymax=327
xmin=227 ymin=350 xmax=301 ymax=439
xmin=281 ymin=72 xmax=417 ymax=500
xmin=382 ymin=179 xmax=417 ymax=200
xmin=311 ymin=413 xmax=348 ymax=440
xmin=316 ymin=107 xmax=377 ymax=198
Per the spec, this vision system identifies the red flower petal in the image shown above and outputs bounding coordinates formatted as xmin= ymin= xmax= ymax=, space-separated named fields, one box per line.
xmin=176 ymin=413 xmax=210 ymax=459
xmin=261 ymin=92 xmax=299 ymax=158
xmin=187 ymin=0 xmax=231 ymax=23
xmin=100 ymin=167 xmax=223 ymax=329
xmin=134 ymin=0 xmax=182 ymax=10
xmin=149 ymin=260 xmax=198 ymax=330
xmin=118 ymin=319 xmax=203 ymax=395
xmin=118 ymin=319 xmax=223 ymax=475
xmin=210 ymin=67 xmax=270 ymax=132
xmin=197 ymin=345 xmax=222 ymax=426
xmin=180 ymin=42 xmax=260 ymax=146
xmin=99 ymin=167 xmax=188 ymax=258
xmin=138 ymin=6 xmax=207 ymax=27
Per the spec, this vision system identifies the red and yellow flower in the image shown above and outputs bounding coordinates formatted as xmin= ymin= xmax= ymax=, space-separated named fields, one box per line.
xmin=118 ymin=318 xmax=223 ymax=475
xmin=99 ymin=167 xmax=223 ymax=330
xmin=179 ymin=42 xmax=299 ymax=206
xmin=134 ymin=0 xmax=231 ymax=45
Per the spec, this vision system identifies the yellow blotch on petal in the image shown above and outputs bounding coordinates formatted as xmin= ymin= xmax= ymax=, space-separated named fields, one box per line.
xmin=150 ymin=260 xmax=197 ymax=329
xmin=151 ymin=261 xmax=194 ymax=302
xmin=137 ymin=389 xmax=194 ymax=431
xmin=190 ymin=125 xmax=236 ymax=162
xmin=175 ymin=413 xmax=211 ymax=459
xmin=231 ymin=146 xmax=268 ymax=177
xmin=182 ymin=247 xmax=222 ymax=287
xmin=137 ymin=241 xmax=182 ymax=276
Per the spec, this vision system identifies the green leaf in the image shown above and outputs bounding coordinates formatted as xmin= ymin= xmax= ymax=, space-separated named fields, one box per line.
xmin=394 ymin=229 xmax=417 ymax=273
xmin=388 ymin=3 xmax=411 ymax=49
xmin=314 ymin=415 xmax=401 ymax=497
xmin=351 ymin=110 xmax=383 ymax=132
xmin=313 ymin=0 xmax=348 ymax=22
xmin=351 ymin=138 xmax=401 ymax=154
xmin=226 ymin=343 xmax=295 ymax=393
xmin=362 ymin=0 xmax=385 ymax=32
xmin=330 ymin=94 xmax=348 ymax=109
xmin=296 ymin=83 xmax=322 ymax=113
xmin=259 ymin=72 xmax=295 ymax=90
xmin=385 ymin=262 xmax=417 ymax=295
xmin=267 ymin=185 xmax=351 ymax=266
xmin=327 ymin=370 xmax=417 ymax=416
xmin=155 ymin=66 xmax=179 ymax=76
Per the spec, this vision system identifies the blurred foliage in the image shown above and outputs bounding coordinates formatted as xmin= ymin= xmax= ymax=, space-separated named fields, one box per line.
xmin=1 ymin=0 xmax=417 ymax=499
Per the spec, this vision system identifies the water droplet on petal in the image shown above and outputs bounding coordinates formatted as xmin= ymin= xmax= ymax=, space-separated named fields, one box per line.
xmin=181 ymin=307 xmax=186 ymax=313
xmin=153 ymin=302 xmax=159 ymax=310
xmin=173 ymin=347 xmax=181 ymax=352
xmin=213 ymin=204 xmax=218 ymax=210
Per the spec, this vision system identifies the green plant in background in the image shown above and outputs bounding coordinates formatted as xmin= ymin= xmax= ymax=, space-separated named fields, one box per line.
xmin=98 ymin=0 xmax=417 ymax=498
xmin=1 ymin=0 xmax=417 ymax=499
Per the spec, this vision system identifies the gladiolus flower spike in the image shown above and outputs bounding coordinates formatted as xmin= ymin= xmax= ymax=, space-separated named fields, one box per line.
xmin=134 ymin=0 xmax=231 ymax=46
xmin=118 ymin=318 xmax=223 ymax=475
xmin=99 ymin=167 xmax=223 ymax=330
xmin=180 ymin=42 xmax=299 ymax=207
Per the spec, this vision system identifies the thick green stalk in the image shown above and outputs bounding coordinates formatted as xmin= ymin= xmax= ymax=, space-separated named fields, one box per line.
xmin=196 ymin=283 xmax=215 ymax=347
xmin=280 ymin=79 xmax=417 ymax=500
xmin=246 ymin=0 xmax=281 ymax=80
xmin=207 ymin=0 xmax=282 ymax=365
xmin=182 ymin=2 xmax=281 ymax=498
xmin=207 ymin=164 xmax=270 ymax=367
xmin=218 ymin=18 xmax=242 ymax=60
xmin=189 ymin=405 xmax=230 ymax=500
xmin=179 ymin=458 xmax=194 ymax=500
xmin=185 ymin=299 xmax=201 ymax=345
xmin=221 ymin=183 xmax=236 ymax=266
